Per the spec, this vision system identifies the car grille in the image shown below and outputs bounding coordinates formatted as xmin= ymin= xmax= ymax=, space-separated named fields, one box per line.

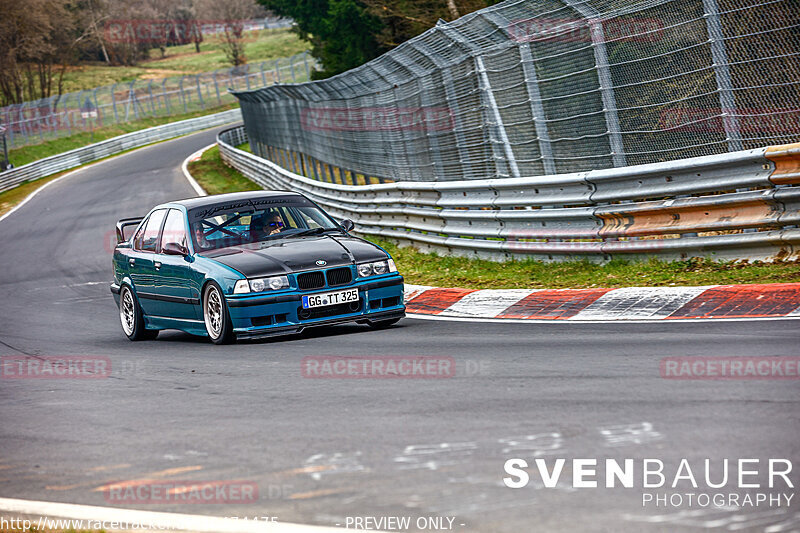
xmin=297 ymin=271 xmax=326 ymax=290
xmin=326 ymin=267 xmax=352 ymax=286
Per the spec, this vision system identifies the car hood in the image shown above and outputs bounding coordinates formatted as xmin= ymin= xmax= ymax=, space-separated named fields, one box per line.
xmin=200 ymin=234 xmax=389 ymax=278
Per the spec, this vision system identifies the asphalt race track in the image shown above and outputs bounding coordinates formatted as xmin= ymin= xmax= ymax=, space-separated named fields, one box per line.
xmin=1 ymin=127 xmax=799 ymax=532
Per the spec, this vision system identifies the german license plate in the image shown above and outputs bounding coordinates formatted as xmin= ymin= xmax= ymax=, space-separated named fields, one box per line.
xmin=302 ymin=288 xmax=359 ymax=309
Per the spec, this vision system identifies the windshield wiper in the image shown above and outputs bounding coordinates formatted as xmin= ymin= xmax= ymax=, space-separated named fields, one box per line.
xmin=291 ymin=227 xmax=340 ymax=237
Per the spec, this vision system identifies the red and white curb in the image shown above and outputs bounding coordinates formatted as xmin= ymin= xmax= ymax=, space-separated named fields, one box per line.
xmin=403 ymin=283 xmax=800 ymax=321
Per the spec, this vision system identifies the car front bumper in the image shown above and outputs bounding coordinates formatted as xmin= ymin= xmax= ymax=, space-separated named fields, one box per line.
xmin=225 ymin=274 xmax=405 ymax=338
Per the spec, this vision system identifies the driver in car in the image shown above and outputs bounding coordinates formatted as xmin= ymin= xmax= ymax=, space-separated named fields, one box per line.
xmin=193 ymin=223 xmax=212 ymax=250
xmin=263 ymin=212 xmax=285 ymax=235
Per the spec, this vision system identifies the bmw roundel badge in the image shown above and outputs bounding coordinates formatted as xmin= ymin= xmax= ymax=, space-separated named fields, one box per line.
xmin=316 ymin=260 xmax=327 ymax=266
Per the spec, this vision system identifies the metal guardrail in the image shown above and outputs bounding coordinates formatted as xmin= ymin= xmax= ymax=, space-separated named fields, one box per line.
xmin=218 ymin=125 xmax=800 ymax=262
xmin=0 ymin=108 xmax=242 ymax=194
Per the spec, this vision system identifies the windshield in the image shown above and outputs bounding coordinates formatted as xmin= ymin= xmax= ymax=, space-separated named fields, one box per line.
xmin=189 ymin=203 xmax=340 ymax=252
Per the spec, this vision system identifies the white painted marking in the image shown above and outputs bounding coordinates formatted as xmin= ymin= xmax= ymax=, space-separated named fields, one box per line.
xmin=393 ymin=442 xmax=477 ymax=471
xmin=440 ymin=289 xmax=534 ymax=318
xmin=181 ymin=144 xmax=212 ymax=197
xmin=403 ymin=284 xmax=434 ymax=302
xmin=568 ymin=286 xmax=713 ymax=320
xmin=0 ymin=497 xmax=351 ymax=532
xmin=498 ymin=432 xmax=563 ymax=457
xmin=303 ymin=452 xmax=365 ymax=481
xmin=599 ymin=422 xmax=662 ymax=447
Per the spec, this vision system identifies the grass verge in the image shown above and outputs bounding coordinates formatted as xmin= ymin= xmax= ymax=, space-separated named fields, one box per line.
xmin=187 ymin=147 xmax=800 ymax=289
xmin=188 ymin=145 xmax=261 ymax=195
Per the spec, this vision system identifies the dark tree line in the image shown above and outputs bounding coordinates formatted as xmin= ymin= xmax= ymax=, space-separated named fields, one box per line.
xmin=259 ymin=0 xmax=499 ymax=79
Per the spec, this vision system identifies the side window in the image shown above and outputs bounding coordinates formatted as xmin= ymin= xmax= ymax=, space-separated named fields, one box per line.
xmin=139 ymin=209 xmax=167 ymax=252
xmin=133 ymin=218 xmax=148 ymax=250
xmin=160 ymin=209 xmax=188 ymax=252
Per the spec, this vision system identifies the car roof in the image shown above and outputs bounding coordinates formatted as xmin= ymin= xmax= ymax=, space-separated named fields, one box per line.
xmin=164 ymin=191 xmax=303 ymax=210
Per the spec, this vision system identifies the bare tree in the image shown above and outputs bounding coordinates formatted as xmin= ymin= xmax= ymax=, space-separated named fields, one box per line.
xmin=0 ymin=0 xmax=75 ymax=105
xmin=197 ymin=0 xmax=264 ymax=66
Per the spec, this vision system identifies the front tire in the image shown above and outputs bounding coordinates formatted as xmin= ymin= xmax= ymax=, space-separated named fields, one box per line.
xmin=119 ymin=285 xmax=158 ymax=341
xmin=203 ymin=282 xmax=234 ymax=344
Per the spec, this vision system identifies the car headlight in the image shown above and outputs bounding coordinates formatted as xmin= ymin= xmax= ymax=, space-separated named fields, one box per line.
xmin=234 ymin=275 xmax=290 ymax=294
xmin=357 ymin=263 xmax=373 ymax=277
xmin=357 ymin=260 xmax=395 ymax=278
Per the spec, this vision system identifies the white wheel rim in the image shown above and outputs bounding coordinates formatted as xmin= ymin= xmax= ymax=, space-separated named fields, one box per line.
xmin=120 ymin=288 xmax=135 ymax=336
xmin=204 ymin=286 xmax=223 ymax=338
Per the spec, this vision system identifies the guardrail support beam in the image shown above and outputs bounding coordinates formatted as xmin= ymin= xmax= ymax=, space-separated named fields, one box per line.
xmin=475 ymin=55 xmax=522 ymax=180
xmin=702 ymin=0 xmax=743 ymax=152
xmin=518 ymin=42 xmax=556 ymax=175
xmin=561 ymin=0 xmax=626 ymax=167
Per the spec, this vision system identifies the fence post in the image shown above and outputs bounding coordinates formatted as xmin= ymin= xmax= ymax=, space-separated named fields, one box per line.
xmin=274 ymin=59 xmax=281 ymax=83
xmin=161 ymin=79 xmax=171 ymax=115
xmin=260 ymin=62 xmax=268 ymax=86
xmin=213 ymin=71 xmax=222 ymax=105
xmin=561 ymin=0 xmax=626 ymax=167
xmin=111 ymin=82 xmax=120 ymax=123
xmin=18 ymin=103 xmax=28 ymax=145
xmin=195 ymin=74 xmax=205 ymax=109
xmin=518 ymin=42 xmax=556 ymax=175
xmin=303 ymin=52 xmax=310 ymax=79
xmin=179 ymin=76 xmax=188 ymax=113
xmin=93 ymin=89 xmax=101 ymax=126
xmin=147 ymin=80 xmax=156 ymax=116
xmin=289 ymin=55 xmax=296 ymax=82
xmin=475 ymin=55 xmax=521 ymax=179
xmin=5 ymin=106 xmax=15 ymax=147
xmin=702 ymin=0 xmax=742 ymax=152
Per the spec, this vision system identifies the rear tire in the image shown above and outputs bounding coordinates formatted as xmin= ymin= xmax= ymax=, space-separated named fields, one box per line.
xmin=203 ymin=282 xmax=234 ymax=344
xmin=119 ymin=285 xmax=158 ymax=341
xmin=369 ymin=318 xmax=401 ymax=330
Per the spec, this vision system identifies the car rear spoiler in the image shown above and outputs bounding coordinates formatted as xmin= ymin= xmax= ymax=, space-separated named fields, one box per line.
xmin=116 ymin=217 xmax=143 ymax=243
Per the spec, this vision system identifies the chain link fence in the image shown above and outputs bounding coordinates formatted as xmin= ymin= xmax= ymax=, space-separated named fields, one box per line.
xmin=234 ymin=0 xmax=800 ymax=182
xmin=1 ymin=51 xmax=312 ymax=149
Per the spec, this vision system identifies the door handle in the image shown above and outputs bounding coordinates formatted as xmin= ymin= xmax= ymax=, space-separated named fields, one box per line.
xmin=154 ymin=261 xmax=162 ymax=270
xmin=129 ymin=258 xmax=135 ymax=266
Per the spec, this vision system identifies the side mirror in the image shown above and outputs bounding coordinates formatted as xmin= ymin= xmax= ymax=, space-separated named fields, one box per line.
xmin=340 ymin=219 xmax=355 ymax=232
xmin=162 ymin=242 xmax=189 ymax=256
